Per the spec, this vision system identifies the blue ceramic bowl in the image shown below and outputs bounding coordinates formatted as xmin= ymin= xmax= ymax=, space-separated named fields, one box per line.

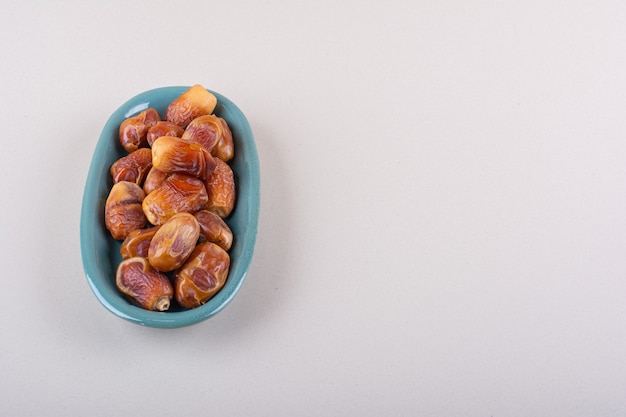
xmin=80 ymin=86 xmax=260 ymax=328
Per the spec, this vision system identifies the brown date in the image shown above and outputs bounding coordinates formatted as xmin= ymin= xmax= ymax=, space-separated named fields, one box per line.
xmin=204 ymin=157 xmax=235 ymax=218
xmin=147 ymin=121 xmax=184 ymax=147
xmin=116 ymin=257 xmax=173 ymax=311
xmin=212 ymin=117 xmax=234 ymax=162
xmin=194 ymin=210 xmax=233 ymax=251
xmin=120 ymin=226 xmax=160 ymax=259
xmin=110 ymin=148 xmax=152 ymax=185
xmin=142 ymin=166 xmax=168 ymax=195
xmin=148 ymin=212 xmax=200 ymax=272
xmin=152 ymin=136 xmax=215 ymax=180
xmin=105 ymin=181 xmax=147 ymax=240
xmin=166 ymin=84 xmax=217 ymax=128
xmin=181 ymin=114 xmax=226 ymax=155
xmin=119 ymin=108 xmax=160 ymax=152
xmin=173 ymin=242 xmax=230 ymax=309
xmin=142 ymin=173 xmax=208 ymax=226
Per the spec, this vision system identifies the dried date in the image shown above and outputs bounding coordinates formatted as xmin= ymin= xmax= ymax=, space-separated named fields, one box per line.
xmin=152 ymin=136 xmax=215 ymax=180
xmin=194 ymin=210 xmax=233 ymax=251
xmin=148 ymin=212 xmax=200 ymax=272
xmin=147 ymin=121 xmax=184 ymax=147
xmin=212 ymin=117 xmax=234 ymax=162
xmin=116 ymin=257 xmax=173 ymax=311
xmin=181 ymin=114 xmax=224 ymax=154
xmin=142 ymin=167 xmax=168 ymax=195
xmin=119 ymin=108 xmax=160 ymax=152
xmin=166 ymin=84 xmax=217 ymax=128
xmin=110 ymin=148 xmax=152 ymax=185
xmin=120 ymin=226 xmax=160 ymax=259
xmin=105 ymin=181 xmax=147 ymax=240
xmin=204 ymin=157 xmax=235 ymax=218
xmin=142 ymin=173 xmax=208 ymax=225
xmin=173 ymin=242 xmax=230 ymax=309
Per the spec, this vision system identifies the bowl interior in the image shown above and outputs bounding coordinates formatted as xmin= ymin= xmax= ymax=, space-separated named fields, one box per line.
xmin=80 ymin=86 xmax=260 ymax=328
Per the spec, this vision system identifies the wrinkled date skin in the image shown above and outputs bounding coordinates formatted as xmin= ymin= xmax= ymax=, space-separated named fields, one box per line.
xmin=105 ymin=181 xmax=147 ymax=240
xmin=120 ymin=226 xmax=160 ymax=259
xmin=147 ymin=121 xmax=184 ymax=147
xmin=119 ymin=108 xmax=160 ymax=152
xmin=174 ymin=242 xmax=230 ymax=309
xmin=142 ymin=173 xmax=208 ymax=225
xmin=212 ymin=117 xmax=234 ymax=162
xmin=148 ymin=212 xmax=200 ymax=272
xmin=194 ymin=210 xmax=233 ymax=251
xmin=204 ymin=157 xmax=236 ymax=218
xmin=181 ymin=114 xmax=228 ymax=156
xmin=110 ymin=148 xmax=152 ymax=185
xmin=116 ymin=257 xmax=173 ymax=311
xmin=166 ymin=84 xmax=217 ymax=128
xmin=152 ymin=136 xmax=215 ymax=180
xmin=142 ymin=167 xmax=168 ymax=195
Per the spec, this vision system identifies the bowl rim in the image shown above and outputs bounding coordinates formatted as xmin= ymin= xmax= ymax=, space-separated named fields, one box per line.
xmin=80 ymin=86 xmax=260 ymax=328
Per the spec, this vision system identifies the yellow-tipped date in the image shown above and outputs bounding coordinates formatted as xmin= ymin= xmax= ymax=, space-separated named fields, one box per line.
xmin=166 ymin=84 xmax=217 ymax=128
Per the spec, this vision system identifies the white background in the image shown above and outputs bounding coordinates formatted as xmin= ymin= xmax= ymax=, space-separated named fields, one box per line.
xmin=1 ymin=1 xmax=626 ymax=416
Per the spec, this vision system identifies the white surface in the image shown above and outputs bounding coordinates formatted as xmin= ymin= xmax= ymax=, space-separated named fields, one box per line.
xmin=1 ymin=1 xmax=626 ymax=415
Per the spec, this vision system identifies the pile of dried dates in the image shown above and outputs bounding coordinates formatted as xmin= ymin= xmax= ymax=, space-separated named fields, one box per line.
xmin=104 ymin=85 xmax=236 ymax=312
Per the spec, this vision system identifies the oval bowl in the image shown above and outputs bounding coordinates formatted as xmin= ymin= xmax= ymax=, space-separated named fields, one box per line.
xmin=80 ymin=86 xmax=260 ymax=328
